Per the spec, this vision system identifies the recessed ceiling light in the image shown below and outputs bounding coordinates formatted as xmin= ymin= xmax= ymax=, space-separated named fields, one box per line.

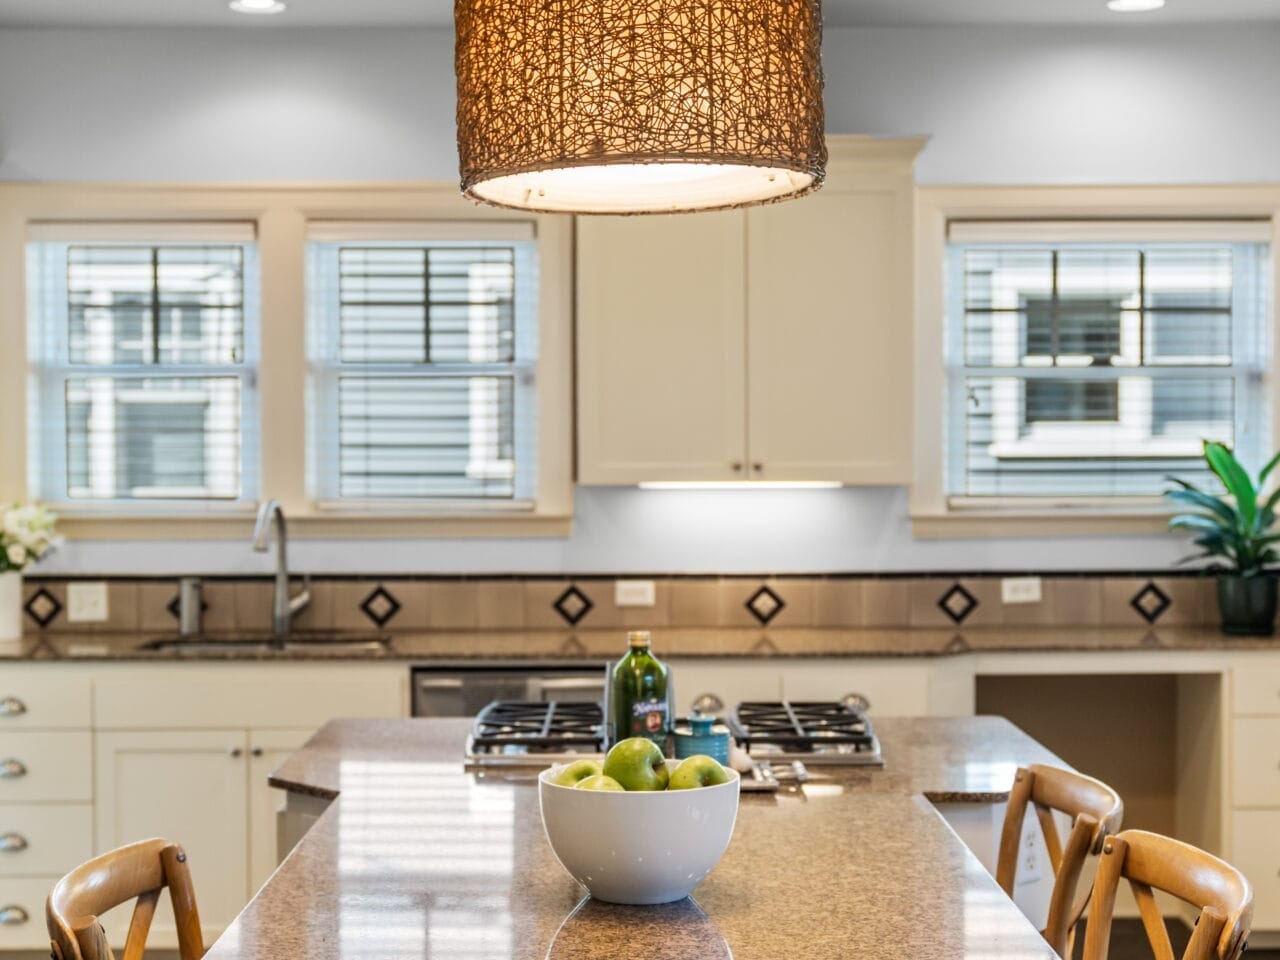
xmin=1107 ymin=0 xmax=1165 ymax=12
xmin=229 ymin=0 xmax=287 ymax=14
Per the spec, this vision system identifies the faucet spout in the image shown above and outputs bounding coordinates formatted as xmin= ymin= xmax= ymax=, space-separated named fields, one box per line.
xmin=251 ymin=500 xmax=309 ymax=640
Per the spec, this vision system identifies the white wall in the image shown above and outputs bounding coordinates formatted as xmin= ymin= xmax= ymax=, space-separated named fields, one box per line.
xmin=1 ymin=23 xmax=1272 ymax=574
xmin=2 ymin=25 xmax=1277 ymax=184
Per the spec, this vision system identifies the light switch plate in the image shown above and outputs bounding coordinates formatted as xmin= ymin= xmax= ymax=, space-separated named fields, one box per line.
xmin=67 ymin=581 xmax=109 ymax=622
xmin=615 ymin=580 xmax=657 ymax=607
xmin=1001 ymin=577 xmax=1043 ymax=605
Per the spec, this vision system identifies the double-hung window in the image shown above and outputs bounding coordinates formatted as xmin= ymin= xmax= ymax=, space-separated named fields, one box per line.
xmin=26 ymin=223 xmax=260 ymax=505
xmin=945 ymin=221 xmax=1272 ymax=502
xmin=306 ymin=222 xmax=539 ymax=506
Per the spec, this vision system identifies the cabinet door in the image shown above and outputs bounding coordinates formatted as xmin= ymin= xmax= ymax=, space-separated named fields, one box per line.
xmin=577 ymin=212 xmax=748 ymax=483
xmin=745 ymin=165 xmax=915 ymax=483
xmin=248 ymin=728 xmax=314 ymax=893
xmin=95 ymin=730 xmax=249 ymax=946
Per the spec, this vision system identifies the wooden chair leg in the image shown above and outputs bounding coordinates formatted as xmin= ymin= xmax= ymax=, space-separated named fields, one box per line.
xmin=1082 ymin=834 xmax=1128 ymax=960
xmin=160 ymin=844 xmax=205 ymax=960
xmin=1182 ymin=908 xmax=1227 ymax=960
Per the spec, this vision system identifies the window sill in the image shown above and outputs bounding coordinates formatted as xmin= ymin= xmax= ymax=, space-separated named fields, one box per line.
xmin=52 ymin=508 xmax=573 ymax=540
xmin=911 ymin=501 xmax=1174 ymax=539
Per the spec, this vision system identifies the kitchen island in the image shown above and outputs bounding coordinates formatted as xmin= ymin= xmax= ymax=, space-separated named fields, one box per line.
xmin=203 ymin=717 xmax=1065 ymax=960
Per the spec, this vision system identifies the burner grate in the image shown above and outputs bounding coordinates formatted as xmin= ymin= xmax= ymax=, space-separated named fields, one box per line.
xmin=733 ymin=701 xmax=876 ymax=751
xmin=472 ymin=700 xmax=604 ymax=750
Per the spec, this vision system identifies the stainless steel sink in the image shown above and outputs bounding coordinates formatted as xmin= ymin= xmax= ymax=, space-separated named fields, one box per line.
xmin=135 ymin=634 xmax=392 ymax=656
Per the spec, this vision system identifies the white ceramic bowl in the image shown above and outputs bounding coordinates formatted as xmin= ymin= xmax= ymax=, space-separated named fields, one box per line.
xmin=538 ymin=759 xmax=741 ymax=905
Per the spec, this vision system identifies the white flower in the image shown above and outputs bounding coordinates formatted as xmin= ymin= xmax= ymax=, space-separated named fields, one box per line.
xmin=5 ymin=544 xmax=25 ymax=569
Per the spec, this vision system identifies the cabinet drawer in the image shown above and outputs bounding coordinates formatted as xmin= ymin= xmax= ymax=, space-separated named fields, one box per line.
xmin=0 ymin=732 xmax=92 ymax=802
xmin=1233 ymin=666 xmax=1280 ymax=716
xmin=0 ymin=670 xmax=91 ymax=730
xmin=1234 ymin=718 xmax=1280 ymax=808
xmin=0 ymin=804 xmax=92 ymax=876
xmin=1234 ymin=810 xmax=1280 ymax=929
xmin=0 ymin=876 xmax=56 ymax=949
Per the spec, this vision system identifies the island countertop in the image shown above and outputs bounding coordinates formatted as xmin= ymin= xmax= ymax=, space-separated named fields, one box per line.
xmin=203 ymin=716 xmax=1066 ymax=960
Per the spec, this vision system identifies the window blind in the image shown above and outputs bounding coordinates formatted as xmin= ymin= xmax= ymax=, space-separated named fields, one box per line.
xmin=945 ymin=230 xmax=1271 ymax=500
xmin=27 ymin=230 xmax=258 ymax=502
xmin=308 ymin=233 xmax=538 ymax=503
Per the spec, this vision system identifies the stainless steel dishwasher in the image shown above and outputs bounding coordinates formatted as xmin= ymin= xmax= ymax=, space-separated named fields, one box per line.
xmin=411 ymin=662 xmax=610 ymax=717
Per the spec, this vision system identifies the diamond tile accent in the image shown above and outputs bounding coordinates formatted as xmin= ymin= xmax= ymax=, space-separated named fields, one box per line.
xmin=360 ymin=585 xmax=402 ymax=628
xmin=165 ymin=594 xmax=209 ymax=620
xmin=553 ymin=585 xmax=593 ymax=626
xmin=24 ymin=587 xmax=62 ymax=629
xmin=937 ymin=583 xmax=978 ymax=625
xmin=1130 ymin=581 xmax=1171 ymax=624
xmin=745 ymin=585 xmax=786 ymax=626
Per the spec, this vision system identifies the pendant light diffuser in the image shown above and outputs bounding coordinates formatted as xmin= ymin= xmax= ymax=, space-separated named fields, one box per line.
xmin=455 ymin=0 xmax=827 ymax=214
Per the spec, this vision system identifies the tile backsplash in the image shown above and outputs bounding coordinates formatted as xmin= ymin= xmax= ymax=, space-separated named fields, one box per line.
xmin=20 ymin=573 xmax=1220 ymax=635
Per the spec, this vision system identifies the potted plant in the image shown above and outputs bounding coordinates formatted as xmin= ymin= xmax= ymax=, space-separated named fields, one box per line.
xmin=1166 ymin=441 xmax=1280 ymax=636
xmin=0 ymin=504 xmax=58 ymax=641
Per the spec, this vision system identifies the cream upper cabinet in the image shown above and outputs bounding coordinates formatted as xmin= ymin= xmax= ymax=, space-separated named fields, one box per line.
xmin=577 ymin=211 xmax=748 ymax=483
xmin=745 ymin=139 xmax=921 ymax=483
xmin=576 ymin=135 xmax=924 ymax=485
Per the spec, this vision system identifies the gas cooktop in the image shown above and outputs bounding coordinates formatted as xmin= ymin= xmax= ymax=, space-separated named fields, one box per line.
xmin=732 ymin=701 xmax=883 ymax=767
xmin=464 ymin=699 xmax=883 ymax=769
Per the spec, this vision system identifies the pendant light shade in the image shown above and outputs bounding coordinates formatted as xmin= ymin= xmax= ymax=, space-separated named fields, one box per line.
xmin=455 ymin=0 xmax=826 ymax=214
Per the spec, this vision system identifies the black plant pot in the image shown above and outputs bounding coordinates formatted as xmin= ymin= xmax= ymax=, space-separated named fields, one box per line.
xmin=1217 ymin=574 xmax=1278 ymax=636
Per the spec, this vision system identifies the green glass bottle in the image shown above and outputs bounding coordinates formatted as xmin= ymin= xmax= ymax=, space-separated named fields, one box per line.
xmin=609 ymin=631 xmax=672 ymax=750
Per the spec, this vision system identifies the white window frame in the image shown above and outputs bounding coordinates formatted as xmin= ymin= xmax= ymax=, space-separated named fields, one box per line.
xmin=305 ymin=221 xmax=540 ymax=511
xmin=25 ymin=221 xmax=262 ymax=514
xmin=913 ymin=186 xmax=1280 ymax=538
xmin=0 ymin=184 xmax=574 ymax=539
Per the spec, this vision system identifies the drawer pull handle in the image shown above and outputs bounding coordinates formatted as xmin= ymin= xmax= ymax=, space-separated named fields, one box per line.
xmin=0 ymin=834 xmax=27 ymax=853
xmin=229 ymin=748 xmax=243 ymax=759
xmin=0 ymin=906 xmax=27 ymax=926
xmin=250 ymin=747 xmax=264 ymax=758
xmin=0 ymin=698 xmax=26 ymax=718
xmin=0 ymin=760 xmax=26 ymax=779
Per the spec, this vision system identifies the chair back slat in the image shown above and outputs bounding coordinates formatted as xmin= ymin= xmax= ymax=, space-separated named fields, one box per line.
xmin=1131 ymin=880 xmax=1177 ymax=960
xmin=46 ymin=838 xmax=205 ymax=960
xmin=997 ymin=764 xmax=1124 ymax=958
xmin=1081 ymin=831 xmax=1253 ymax=960
xmin=121 ymin=888 xmax=160 ymax=960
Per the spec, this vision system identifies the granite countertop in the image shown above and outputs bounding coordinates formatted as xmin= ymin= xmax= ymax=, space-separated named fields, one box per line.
xmin=204 ymin=716 xmax=1065 ymax=960
xmin=4 ymin=625 xmax=1279 ymax=663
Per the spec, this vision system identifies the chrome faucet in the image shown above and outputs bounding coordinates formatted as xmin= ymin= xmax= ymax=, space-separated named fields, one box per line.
xmin=252 ymin=500 xmax=311 ymax=641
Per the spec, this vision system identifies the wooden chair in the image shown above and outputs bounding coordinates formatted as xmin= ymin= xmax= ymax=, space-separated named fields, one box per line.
xmin=996 ymin=763 xmax=1125 ymax=957
xmin=46 ymin=838 xmax=205 ymax=960
xmin=1081 ymin=829 xmax=1253 ymax=960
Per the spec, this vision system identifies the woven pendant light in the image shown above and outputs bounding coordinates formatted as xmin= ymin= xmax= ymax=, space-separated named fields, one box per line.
xmin=455 ymin=0 xmax=826 ymax=215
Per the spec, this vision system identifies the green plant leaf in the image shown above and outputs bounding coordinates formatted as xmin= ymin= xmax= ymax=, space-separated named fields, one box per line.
xmin=1204 ymin=441 xmax=1258 ymax=531
xmin=1260 ymin=450 xmax=1280 ymax=488
xmin=1164 ymin=489 xmax=1237 ymax=527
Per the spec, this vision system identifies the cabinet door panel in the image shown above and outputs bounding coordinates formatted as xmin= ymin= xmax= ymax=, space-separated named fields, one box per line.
xmin=1233 ymin=810 xmax=1280 ymax=928
xmin=1232 ymin=717 xmax=1280 ymax=807
xmin=95 ymin=729 xmax=249 ymax=946
xmin=746 ymin=178 xmax=913 ymax=483
xmin=578 ymin=212 xmax=747 ymax=482
xmin=248 ymin=728 xmax=314 ymax=893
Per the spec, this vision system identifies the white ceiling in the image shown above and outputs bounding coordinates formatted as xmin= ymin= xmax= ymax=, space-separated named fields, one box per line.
xmin=1 ymin=0 xmax=1279 ymax=28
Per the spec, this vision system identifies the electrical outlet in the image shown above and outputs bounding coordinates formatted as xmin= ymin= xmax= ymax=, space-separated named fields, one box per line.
xmin=1018 ymin=817 xmax=1043 ymax=886
xmin=1001 ymin=577 xmax=1043 ymax=605
xmin=615 ymin=580 xmax=657 ymax=607
xmin=66 ymin=582 xmax=109 ymax=622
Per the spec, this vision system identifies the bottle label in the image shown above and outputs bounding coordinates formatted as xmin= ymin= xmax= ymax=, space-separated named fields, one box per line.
xmin=630 ymin=699 xmax=668 ymax=736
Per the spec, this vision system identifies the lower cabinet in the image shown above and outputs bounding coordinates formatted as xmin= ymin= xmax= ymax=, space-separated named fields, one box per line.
xmin=248 ymin=729 xmax=313 ymax=893
xmin=95 ymin=729 xmax=251 ymax=944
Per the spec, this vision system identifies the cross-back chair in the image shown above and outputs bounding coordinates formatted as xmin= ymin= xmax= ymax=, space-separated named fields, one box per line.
xmin=46 ymin=838 xmax=205 ymax=960
xmin=996 ymin=763 xmax=1125 ymax=957
xmin=1081 ymin=829 xmax=1252 ymax=960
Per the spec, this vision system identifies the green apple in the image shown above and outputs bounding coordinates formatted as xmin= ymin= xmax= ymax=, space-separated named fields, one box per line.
xmin=667 ymin=755 xmax=730 ymax=790
xmin=549 ymin=758 xmax=604 ymax=788
xmin=602 ymin=737 xmax=670 ymax=791
xmin=575 ymin=774 xmax=624 ymax=791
